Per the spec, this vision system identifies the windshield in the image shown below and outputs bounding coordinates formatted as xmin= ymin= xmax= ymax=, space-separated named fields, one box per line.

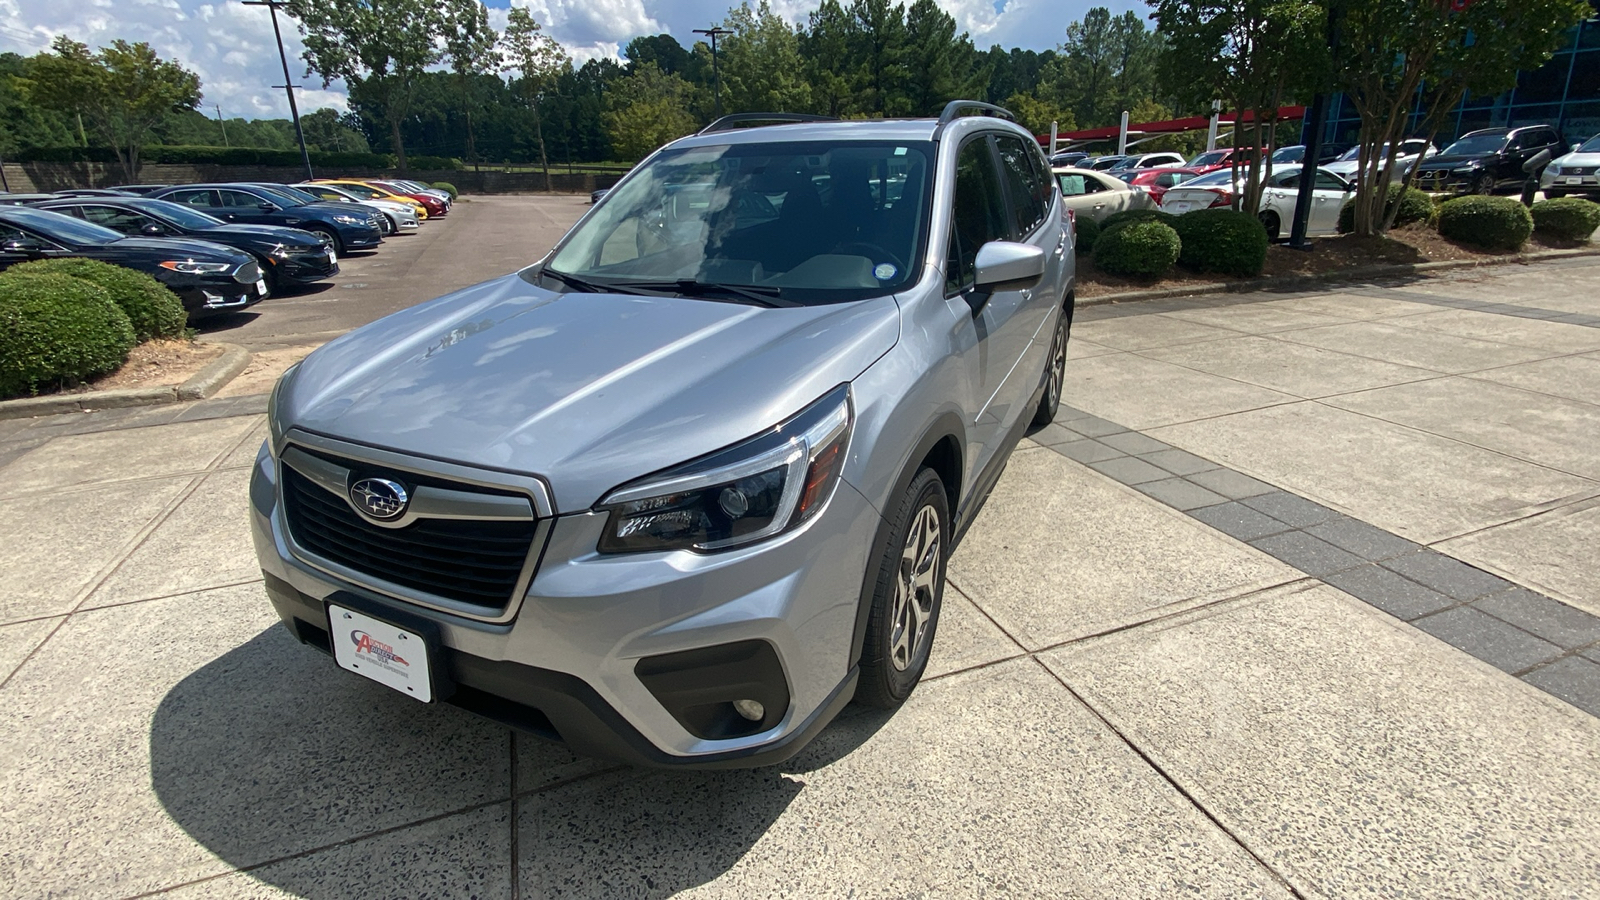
xmin=5 ymin=207 xmax=123 ymax=245
xmin=136 ymin=199 xmax=225 ymax=229
xmin=1580 ymin=135 xmax=1600 ymax=153
xmin=543 ymin=140 xmax=932 ymax=304
xmin=1183 ymin=169 xmax=1238 ymax=187
xmin=1188 ymin=150 xmax=1227 ymax=167
xmin=332 ymin=182 xmax=383 ymax=199
xmin=1442 ymin=134 xmax=1508 ymax=156
xmin=1272 ymin=146 xmax=1304 ymax=163
xmin=252 ymin=186 xmax=309 ymax=207
xmin=262 ymin=184 xmax=322 ymax=205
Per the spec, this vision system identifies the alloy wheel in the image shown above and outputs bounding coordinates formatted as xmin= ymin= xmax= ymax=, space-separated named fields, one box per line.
xmin=889 ymin=503 xmax=941 ymax=671
xmin=1047 ymin=316 xmax=1067 ymax=412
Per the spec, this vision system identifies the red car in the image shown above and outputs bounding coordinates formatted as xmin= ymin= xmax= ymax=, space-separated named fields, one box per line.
xmin=367 ymin=180 xmax=448 ymax=217
xmin=1184 ymin=147 xmax=1263 ymax=174
xmin=1117 ymin=167 xmax=1208 ymax=204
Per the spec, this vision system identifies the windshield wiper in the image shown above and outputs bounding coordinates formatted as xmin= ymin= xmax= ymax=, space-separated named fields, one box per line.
xmin=539 ymin=267 xmax=672 ymax=296
xmin=617 ymin=279 xmax=802 ymax=308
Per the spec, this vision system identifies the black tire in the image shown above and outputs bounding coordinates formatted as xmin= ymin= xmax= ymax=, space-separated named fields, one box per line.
xmin=1030 ymin=299 xmax=1072 ymax=428
xmin=308 ymin=225 xmax=343 ymax=256
xmin=1473 ymin=172 xmax=1496 ymax=196
xmin=376 ymin=214 xmax=394 ymax=236
xmin=855 ymin=468 xmax=949 ymax=710
xmin=1259 ymin=210 xmax=1281 ymax=242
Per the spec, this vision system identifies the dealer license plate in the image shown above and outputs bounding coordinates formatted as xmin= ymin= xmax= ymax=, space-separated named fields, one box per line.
xmin=327 ymin=248 xmax=338 ymax=264
xmin=1567 ymin=176 xmax=1585 ymax=185
xmin=254 ymin=278 xmax=267 ymax=297
xmin=1171 ymin=201 xmax=1192 ymax=213
xmin=328 ymin=604 xmax=433 ymax=702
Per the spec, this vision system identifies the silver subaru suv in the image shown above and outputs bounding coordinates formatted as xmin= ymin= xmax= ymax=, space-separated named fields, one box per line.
xmin=250 ymin=102 xmax=1075 ymax=768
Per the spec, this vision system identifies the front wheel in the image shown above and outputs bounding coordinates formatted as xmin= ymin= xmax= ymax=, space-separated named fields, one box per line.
xmin=855 ymin=468 xmax=949 ymax=709
xmin=308 ymin=226 xmax=343 ymax=256
xmin=1473 ymin=172 xmax=1496 ymax=195
xmin=1031 ymin=300 xmax=1072 ymax=427
xmin=1259 ymin=210 xmax=1281 ymax=242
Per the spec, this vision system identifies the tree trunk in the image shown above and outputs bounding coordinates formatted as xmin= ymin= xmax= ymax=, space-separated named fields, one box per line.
xmin=390 ymin=116 xmax=409 ymax=173
xmin=535 ymin=108 xmax=552 ymax=192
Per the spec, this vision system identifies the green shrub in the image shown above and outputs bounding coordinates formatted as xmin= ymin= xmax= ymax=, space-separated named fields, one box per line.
xmin=431 ymin=181 xmax=459 ymax=200
xmin=1337 ymin=186 xmax=1436 ymax=234
xmin=406 ymin=155 xmax=461 ymax=171
xmin=0 ymin=273 xmax=135 ymax=398
xmin=1073 ymin=216 xmax=1101 ymax=254
xmin=1094 ymin=220 xmax=1181 ymax=278
xmin=4 ymin=258 xmax=186 ymax=340
xmin=1530 ymin=197 xmax=1600 ymax=242
xmin=1435 ymin=195 xmax=1534 ymax=250
xmin=1171 ymin=208 xmax=1269 ymax=276
xmin=1100 ymin=208 xmax=1180 ymax=235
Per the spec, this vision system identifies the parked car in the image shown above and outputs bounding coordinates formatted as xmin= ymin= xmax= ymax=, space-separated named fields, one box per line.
xmin=251 ymin=105 xmax=1075 ymax=768
xmin=1049 ymin=151 xmax=1090 ymax=167
xmin=0 ymin=205 xmax=265 ymax=316
xmin=385 ymin=179 xmax=453 ymax=208
xmin=1053 ymin=166 xmax=1151 ymax=223
xmin=1108 ymin=152 xmax=1186 ymax=171
xmin=35 ymin=196 xmax=338 ymax=292
xmin=590 ymin=189 xmax=609 ymax=204
xmin=312 ymin=179 xmax=429 ymax=220
xmin=291 ymin=182 xmax=421 ymax=234
xmin=108 ymin=184 xmax=171 ymax=196
xmin=1088 ymin=155 xmax=1126 ymax=170
xmin=1159 ymin=164 xmax=1353 ymax=239
xmin=0 ymin=193 xmax=59 ymax=205
xmin=1323 ymin=139 xmax=1437 ymax=183
xmin=48 ymin=188 xmax=138 ymax=198
xmin=152 ymin=183 xmax=383 ymax=255
xmin=366 ymin=180 xmax=448 ymax=218
xmin=1540 ymin=133 xmax=1600 ymax=199
xmin=1271 ymin=143 xmax=1354 ymax=165
xmin=1414 ymin=125 xmax=1565 ymax=195
xmin=1118 ymin=167 xmax=1206 ymax=204
xmin=1184 ymin=147 xmax=1260 ymax=172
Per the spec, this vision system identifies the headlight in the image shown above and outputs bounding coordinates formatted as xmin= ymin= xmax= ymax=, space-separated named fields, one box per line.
xmin=1451 ymin=164 xmax=1480 ymax=174
xmin=597 ymin=385 xmax=852 ymax=554
xmin=330 ymin=214 xmax=365 ymax=225
xmin=159 ymin=259 xmax=231 ymax=274
xmin=1546 ymin=165 xmax=1562 ymax=176
xmin=269 ymin=243 xmax=293 ymax=259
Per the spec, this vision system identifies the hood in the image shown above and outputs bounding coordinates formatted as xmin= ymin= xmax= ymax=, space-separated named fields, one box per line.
xmin=295 ymin=201 xmax=373 ymax=217
xmin=1552 ymin=152 xmax=1600 ymax=168
xmin=280 ymin=272 xmax=902 ymax=511
xmin=110 ymin=236 xmax=252 ymax=261
xmin=207 ymin=223 xmax=324 ymax=247
xmin=1416 ymin=153 xmax=1497 ymax=171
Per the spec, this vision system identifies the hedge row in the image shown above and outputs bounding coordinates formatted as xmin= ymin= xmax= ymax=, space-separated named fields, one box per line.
xmin=1529 ymin=197 xmax=1600 ymax=242
xmin=1435 ymin=196 xmax=1534 ymax=251
xmin=1093 ymin=207 xmax=1268 ymax=279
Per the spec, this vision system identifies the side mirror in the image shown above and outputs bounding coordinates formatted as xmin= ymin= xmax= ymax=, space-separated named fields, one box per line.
xmin=973 ymin=240 xmax=1046 ymax=293
xmin=258 ymin=202 xmax=278 ymax=211
xmin=1574 ymin=144 xmax=1583 ymax=153
xmin=141 ymin=223 xmax=167 ymax=236
xmin=2 ymin=238 xmax=43 ymax=254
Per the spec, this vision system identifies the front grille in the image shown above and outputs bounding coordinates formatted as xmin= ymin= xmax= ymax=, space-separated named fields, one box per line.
xmin=282 ymin=464 xmax=538 ymax=611
xmin=1561 ymin=166 xmax=1594 ymax=176
xmin=234 ymin=261 xmax=262 ymax=284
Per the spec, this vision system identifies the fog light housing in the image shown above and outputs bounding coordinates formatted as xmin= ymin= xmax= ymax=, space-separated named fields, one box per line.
xmin=635 ymin=640 xmax=789 ymax=740
xmin=732 ymin=699 xmax=765 ymax=721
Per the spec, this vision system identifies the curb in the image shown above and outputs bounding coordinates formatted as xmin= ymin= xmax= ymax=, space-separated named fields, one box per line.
xmin=1076 ymin=246 xmax=1600 ymax=307
xmin=0 ymin=343 xmax=252 ymax=421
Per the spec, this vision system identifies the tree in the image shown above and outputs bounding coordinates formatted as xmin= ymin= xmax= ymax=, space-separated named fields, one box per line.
xmin=603 ymin=63 xmax=698 ymax=161
xmin=850 ymin=0 xmax=910 ymax=116
xmin=1004 ymin=92 xmax=1075 ymax=135
xmin=440 ymin=0 xmax=498 ymax=168
xmin=24 ymin=37 xmax=200 ymax=180
xmin=802 ymin=0 xmax=859 ymax=117
xmin=720 ymin=1 xmax=812 ymax=114
xmin=903 ymin=0 xmax=980 ymax=117
xmin=1334 ymin=0 xmax=1588 ymax=236
xmin=300 ymin=107 xmax=371 ymax=152
xmin=501 ymin=7 xmax=570 ymax=189
xmin=623 ymin=35 xmax=691 ymax=77
xmin=286 ymin=0 xmax=444 ymax=172
xmin=1151 ymin=0 xmax=1326 ymax=215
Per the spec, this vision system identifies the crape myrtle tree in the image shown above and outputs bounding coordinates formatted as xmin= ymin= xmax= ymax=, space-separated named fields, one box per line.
xmin=1150 ymin=0 xmax=1327 ymax=216
xmin=501 ymin=7 xmax=571 ymax=189
xmin=25 ymin=37 xmax=201 ymax=180
xmin=1334 ymin=0 xmax=1589 ymax=236
xmin=286 ymin=0 xmax=445 ymax=172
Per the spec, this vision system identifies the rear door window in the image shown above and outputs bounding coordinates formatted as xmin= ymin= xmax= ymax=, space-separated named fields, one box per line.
xmin=947 ymin=136 xmax=1010 ymax=294
xmin=994 ymin=133 xmax=1048 ymax=237
xmin=79 ymin=205 xmax=155 ymax=233
xmin=164 ymin=189 xmax=217 ymax=208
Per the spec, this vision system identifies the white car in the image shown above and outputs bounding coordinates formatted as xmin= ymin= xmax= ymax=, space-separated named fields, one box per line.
xmin=1159 ymin=164 xmax=1354 ymax=239
xmin=1323 ymin=139 xmax=1437 ymax=183
xmin=1109 ymin=152 xmax=1187 ymax=171
xmin=1540 ymin=133 xmax=1600 ymax=200
xmin=294 ymin=182 xmax=422 ymax=235
xmin=1052 ymin=166 xmax=1153 ymax=224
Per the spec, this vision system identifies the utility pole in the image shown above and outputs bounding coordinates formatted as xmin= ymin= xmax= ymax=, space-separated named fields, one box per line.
xmin=693 ymin=26 xmax=732 ymax=118
xmin=215 ymin=104 xmax=230 ymax=147
xmin=242 ymin=0 xmax=314 ymax=181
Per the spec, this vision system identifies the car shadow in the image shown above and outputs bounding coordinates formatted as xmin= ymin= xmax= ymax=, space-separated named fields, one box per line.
xmin=151 ymin=625 xmax=888 ymax=898
xmin=191 ymin=310 xmax=262 ymax=334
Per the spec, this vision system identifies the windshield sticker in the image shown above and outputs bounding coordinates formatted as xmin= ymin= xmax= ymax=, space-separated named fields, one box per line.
xmin=873 ymin=263 xmax=897 ymax=281
xmin=894 ymin=146 xmax=907 ymax=156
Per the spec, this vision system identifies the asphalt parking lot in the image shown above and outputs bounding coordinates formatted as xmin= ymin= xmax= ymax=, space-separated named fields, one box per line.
xmin=1 ymin=203 xmax=1598 ymax=898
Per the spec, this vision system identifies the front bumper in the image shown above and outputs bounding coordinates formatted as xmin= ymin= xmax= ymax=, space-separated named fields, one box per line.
xmin=274 ymin=248 xmax=340 ymax=284
xmin=1541 ymin=169 xmax=1600 ymax=193
xmin=333 ymin=221 xmax=384 ymax=249
xmin=248 ymin=435 xmax=878 ymax=767
xmin=169 ymin=278 xmax=267 ymax=315
xmin=1415 ymin=170 xmax=1481 ymax=193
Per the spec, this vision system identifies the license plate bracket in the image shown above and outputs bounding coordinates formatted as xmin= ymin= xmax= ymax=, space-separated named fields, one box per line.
xmin=325 ymin=593 xmax=454 ymax=703
xmin=1566 ymin=176 xmax=1585 ymax=185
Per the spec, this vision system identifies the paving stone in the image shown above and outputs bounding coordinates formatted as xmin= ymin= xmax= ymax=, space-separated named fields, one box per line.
xmin=1583 ymin=647 xmax=1600 ymax=664
xmin=1323 ymin=564 xmax=1457 ymax=621
xmin=1140 ymin=448 xmax=1219 ymax=476
xmin=1382 ymin=550 xmax=1513 ymax=602
xmin=1249 ymin=531 xmax=1368 ymax=577
xmin=1305 ymin=516 xmax=1422 ymax=561
xmin=1474 ymin=588 xmax=1600 ymax=650
xmin=1052 ymin=439 xmax=1126 ymax=464
xmin=1136 ymin=477 xmax=1229 ymax=512
xmin=1241 ymin=491 xmax=1338 ymax=527
xmin=1188 ymin=501 xmax=1293 ymax=542
xmin=1099 ymin=431 xmax=1170 ymax=455
xmin=1521 ymin=657 xmax=1600 ymax=717
xmin=1413 ymin=607 xmax=1563 ymax=673
xmin=1031 ymin=423 xmax=1087 ymax=446
xmin=1068 ymin=414 xmax=1129 ymax=438
xmin=1089 ymin=456 xmax=1170 ymax=486
xmin=1186 ymin=467 xmax=1277 ymax=500
xmin=1054 ymin=405 xmax=1095 ymax=424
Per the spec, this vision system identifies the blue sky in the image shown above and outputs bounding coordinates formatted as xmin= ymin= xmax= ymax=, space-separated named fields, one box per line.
xmin=0 ymin=0 xmax=1144 ymax=120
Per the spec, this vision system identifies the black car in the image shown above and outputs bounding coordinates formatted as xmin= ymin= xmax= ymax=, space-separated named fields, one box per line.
xmin=51 ymin=189 xmax=138 ymax=198
xmin=0 ymin=206 xmax=265 ymax=317
xmin=1413 ymin=125 xmax=1565 ymax=195
xmin=107 ymin=185 xmax=170 ymax=196
xmin=0 ymin=193 xmax=59 ymax=206
xmin=1049 ymin=151 xmax=1090 ymax=167
xmin=151 ymin=183 xmax=383 ymax=255
xmin=34 ymin=196 xmax=338 ymax=291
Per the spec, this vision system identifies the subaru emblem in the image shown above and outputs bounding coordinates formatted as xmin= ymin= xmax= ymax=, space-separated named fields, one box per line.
xmin=349 ymin=478 xmax=409 ymax=520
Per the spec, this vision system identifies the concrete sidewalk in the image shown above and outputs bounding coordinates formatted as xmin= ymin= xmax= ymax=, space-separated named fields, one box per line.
xmin=1 ymin=260 xmax=1599 ymax=898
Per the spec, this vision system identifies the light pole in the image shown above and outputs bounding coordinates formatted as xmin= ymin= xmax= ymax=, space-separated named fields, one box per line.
xmin=242 ymin=0 xmax=313 ymax=181
xmin=694 ymin=26 xmax=732 ymax=118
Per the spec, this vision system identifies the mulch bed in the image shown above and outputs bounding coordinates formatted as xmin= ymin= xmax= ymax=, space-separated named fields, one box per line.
xmin=70 ymin=340 xmax=223 ymax=394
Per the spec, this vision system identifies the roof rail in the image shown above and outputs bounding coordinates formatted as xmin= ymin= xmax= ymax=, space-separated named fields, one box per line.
xmin=931 ymin=100 xmax=1017 ymax=140
xmin=698 ymin=113 xmax=839 ymax=135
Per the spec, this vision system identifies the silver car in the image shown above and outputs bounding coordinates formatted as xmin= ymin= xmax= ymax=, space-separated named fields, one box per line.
xmin=250 ymin=103 xmax=1076 ymax=768
xmin=1541 ymin=133 xmax=1600 ymax=199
